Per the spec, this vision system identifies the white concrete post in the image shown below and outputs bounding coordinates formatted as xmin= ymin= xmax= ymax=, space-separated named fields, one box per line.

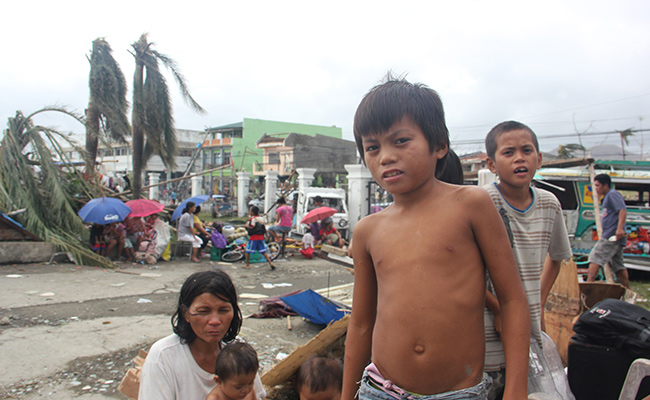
xmin=148 ymin=172 xmax=160 ymax=201
xmin=191 ymin=176 xmax=202 ymax=197
xmin=478 ymin=169 xmax=497 ymax=186
xmin=264 ymin=171 xmax=279 ymax=220
xmin=236 ymin=171 xmax=251 ymax=217
xmin=296 ymin=168 xmax=317 ymax=192
xmin=345 ymin=164 xmax=373 ymax=235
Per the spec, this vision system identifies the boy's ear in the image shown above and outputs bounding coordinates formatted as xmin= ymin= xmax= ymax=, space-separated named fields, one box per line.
xmin=536 ymin=151 xmax=543 ymax=170
xmin=214 ymin=375 xmax=221 ymax=384
xmin=434 ymin=144 xmax=449 ymax=160
xmin=485 ymin=157 xmax=497 ymax=174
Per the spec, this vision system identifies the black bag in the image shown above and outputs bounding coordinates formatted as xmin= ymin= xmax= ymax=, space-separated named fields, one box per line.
xmin=246 ymin=222 xmax=266 ymax=236
xmin=573 ymin=298 xmax=650 ymax=353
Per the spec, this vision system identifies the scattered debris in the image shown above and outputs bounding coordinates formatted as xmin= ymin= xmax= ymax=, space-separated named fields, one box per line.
xmin=136 ymin=298 xmax=152 ymax=304
xmin=6 ymin=274 xmax=24 ymax=278
xmin=110 ymin=282 xmax=126 ymax=287
xmin=39 ymin=292 xmax=55 ymax=297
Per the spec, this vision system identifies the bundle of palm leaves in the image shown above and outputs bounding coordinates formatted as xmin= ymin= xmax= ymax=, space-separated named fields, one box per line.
xmin=0 ymin=108 xmax=116 ymax=269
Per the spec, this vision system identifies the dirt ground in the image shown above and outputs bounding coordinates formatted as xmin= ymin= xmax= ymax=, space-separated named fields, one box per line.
xmin=0 ymin=252 xmax=354 ymax=399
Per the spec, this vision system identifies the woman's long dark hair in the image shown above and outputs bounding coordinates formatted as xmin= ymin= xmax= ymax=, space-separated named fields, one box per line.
xmin=172 ymin=270 xmax=243 ymax=344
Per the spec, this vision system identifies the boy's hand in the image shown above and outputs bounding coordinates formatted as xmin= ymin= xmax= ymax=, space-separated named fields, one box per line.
xmin=493 ymin=312 xmax=502 ymax=335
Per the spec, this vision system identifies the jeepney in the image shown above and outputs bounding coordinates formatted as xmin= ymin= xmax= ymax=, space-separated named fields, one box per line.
xmin=534 ymin=160 xmax=650 ymax=272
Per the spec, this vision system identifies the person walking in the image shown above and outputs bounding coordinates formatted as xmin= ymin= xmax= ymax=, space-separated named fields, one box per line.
xmin=587 ymin=173 xmax=629 ymax=287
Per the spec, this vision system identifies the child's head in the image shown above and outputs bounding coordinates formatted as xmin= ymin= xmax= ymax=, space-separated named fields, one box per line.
xmin=353 ymin=75 xmax=449 ymax=164
xmin=277 ymin=197 xmax=286 ymax=205
xmin=322 ymin=217 xmax=333 ymax=230
xmin=313 ymin=196 xmax=323 ymax=206
xmin=485 ymin=120 xmax=539 ymax=160
xmin=214 ymin=342 xmax=259 ymax=400
xmin=212 ymin=221 xmax=224 ymax=234
xmin=485 ymin=121 xmax=542 ymax=186
xmin=295 ymin=355 xmax=343 ymax=400
xmin=250 ymin=206 xmax=259 ymax=216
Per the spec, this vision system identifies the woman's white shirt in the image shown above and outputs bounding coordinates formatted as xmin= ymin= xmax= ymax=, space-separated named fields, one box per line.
xmin=138 ymin=334 xmax=266 ymax=400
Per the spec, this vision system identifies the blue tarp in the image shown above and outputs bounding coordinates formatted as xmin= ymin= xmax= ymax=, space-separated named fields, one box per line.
xmin=280 ymin=289 xmax=348 ymax=325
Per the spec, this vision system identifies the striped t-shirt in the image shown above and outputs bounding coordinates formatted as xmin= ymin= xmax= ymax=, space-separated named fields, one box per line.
xmin=483 ymin=183 xmax=572 ymax=372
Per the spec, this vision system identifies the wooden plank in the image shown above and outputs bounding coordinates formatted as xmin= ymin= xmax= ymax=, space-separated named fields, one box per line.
xmin=544 ymin=259 xmax=581 ymax=366
xmin=261 ymin=315 xmax=349 ymax=388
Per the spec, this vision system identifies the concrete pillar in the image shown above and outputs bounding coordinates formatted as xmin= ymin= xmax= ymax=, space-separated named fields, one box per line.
xmin=264 ymin=171 xmax=279 ymax=220
xmin=236 ymin=171 xmax=251 ymax=217
xmin=148 ymin=172 xmax=160 ymax=201
xmin=191 ymin=176 xmax=202 ymax=197
xmin=345 ymin=164 xmax=373 ymax=235
xmin=478 ymin=169 xmax=497 ymax=186
xmin=296 ymin=168 xmax=317 ymax=192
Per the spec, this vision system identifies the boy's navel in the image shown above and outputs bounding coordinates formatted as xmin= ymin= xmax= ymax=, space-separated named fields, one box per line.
xmin=414 ymin=344 xmax=425 ymax=354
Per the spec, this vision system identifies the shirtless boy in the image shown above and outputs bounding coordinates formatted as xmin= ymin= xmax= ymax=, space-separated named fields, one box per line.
xmin=342 ymin=77 xmax=530 ymax=400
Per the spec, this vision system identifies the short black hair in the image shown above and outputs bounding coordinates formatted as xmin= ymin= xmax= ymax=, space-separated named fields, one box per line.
xmin=295 ymin=355 xmax=343 ymax=394
xmin=215 ymin=342 xmax=259 ymax=381
xmin=172 ymin=270 xmax=242 ymax=344
xmin=314 ymin=196 xmax=323 ymax=204
xmin=485 ymin=120 xmax=539 ymax=159
xmin=277 ymin=197 xmax=286 ymax=205
xmin=594 ymin=173 xmax=612 ymax=187
xmin=353 ymin=74 xmax=449 ymax=163
xmin=250 ymin=206 xmax=260 ymax=216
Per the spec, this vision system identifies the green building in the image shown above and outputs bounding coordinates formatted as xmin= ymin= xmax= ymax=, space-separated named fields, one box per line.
xmin=202 ymin=118 xmax=343 ymax=194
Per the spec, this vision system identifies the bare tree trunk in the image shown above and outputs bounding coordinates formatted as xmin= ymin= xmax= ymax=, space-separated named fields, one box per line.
xmin=84 ymin=105 xmax=100 ymax=177
xmin=131 ymin=62 xmax=145 ymax=198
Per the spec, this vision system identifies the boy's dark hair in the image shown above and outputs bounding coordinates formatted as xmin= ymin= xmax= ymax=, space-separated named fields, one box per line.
xmin=436 ymin=148 xmax=464 ymax=185
xmin=250 ymin=206 xmax=260 ymax=216
xmin=594 ymin=173 xmax=612 ymax=187
xmin=353 ymin=75 xmax=449 ymax=163
xmin=485 ymin=120 xmax=539 ymax=159
xmin=277 ymin=197 xmax=286 ymax=205
xmin=295 ymin=355 xmax=343 ymax=394
xmin=172 ymin=270 xmax=242 ymax=344
xmin=215 ymin=342 xmax=259 ymax=381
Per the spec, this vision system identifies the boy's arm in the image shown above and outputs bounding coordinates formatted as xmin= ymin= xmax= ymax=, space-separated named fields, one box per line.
xmin=342 ymin=219 xmax=377 ymax=400
xmin=540 ymin=256 xmax=562 ymax=311
xmin=470 ymin=189 xmax=530 ymax=400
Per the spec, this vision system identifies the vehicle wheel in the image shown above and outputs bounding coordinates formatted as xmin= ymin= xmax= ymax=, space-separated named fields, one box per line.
xmin=221 ymin=250 xmax=244 ymax=262
xmin=267 ymin=241 xmax=281 ymax=261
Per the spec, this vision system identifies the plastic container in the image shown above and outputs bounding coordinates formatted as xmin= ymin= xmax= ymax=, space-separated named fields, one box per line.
xmin=529 ymin=332 xmax=575 ymax=400
xmin=222 ymin=225 xmax=235 ymax=238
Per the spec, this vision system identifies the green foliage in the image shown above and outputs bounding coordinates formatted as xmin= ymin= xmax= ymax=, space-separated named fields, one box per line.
xmin=1 ymin=108 xmax=116 ymax=269
xmin=557 ymin=143 xmax=586 ymax=158
xmin=130 ymin=33 xmax=205 ymax=198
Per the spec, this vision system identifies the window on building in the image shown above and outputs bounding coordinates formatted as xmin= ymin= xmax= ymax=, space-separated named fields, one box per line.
xmin=268 ymin=152 xmax=280 ymax=164
xmin=213 ymin=152 xmax=222 ymax=166
xmin=224 ymin=152 xmax=231 ymax=164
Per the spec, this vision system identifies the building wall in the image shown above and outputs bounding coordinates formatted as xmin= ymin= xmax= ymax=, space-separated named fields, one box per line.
xmin=233 ymin=118 xmax=342 ymax=174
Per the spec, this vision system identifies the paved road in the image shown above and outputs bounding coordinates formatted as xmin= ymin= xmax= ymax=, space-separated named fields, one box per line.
xmin=0 ymin=254 xmax=354 ymax=399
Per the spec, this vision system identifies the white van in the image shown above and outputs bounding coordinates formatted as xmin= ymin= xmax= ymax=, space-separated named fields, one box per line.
xmin=293 ymin=187 xmax=349 ymax=239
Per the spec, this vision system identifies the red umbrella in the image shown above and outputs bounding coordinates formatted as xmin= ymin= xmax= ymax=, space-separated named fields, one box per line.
xmin=300 ymin=206 xmax=338 ymax=224
xmin=125 ymin=199 xmax=165 ymax=218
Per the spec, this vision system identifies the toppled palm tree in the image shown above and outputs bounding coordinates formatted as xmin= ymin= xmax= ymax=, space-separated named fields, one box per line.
xmin=130 ymin=33 xmax=205 ymax=198
xmin=618 ymin=128 xmax=635 ymax=160
xmin=0 ymin=108 xmax=114 ymax=268
xmin=557 ymin=143 xmax=586 ymax=159
xmin=85 ymin=38 xmax=130 ymax=178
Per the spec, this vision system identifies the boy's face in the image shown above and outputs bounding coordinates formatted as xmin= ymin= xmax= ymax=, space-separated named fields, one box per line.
xmin=486 ymin=129 xmax=542 ymax=190
xmin=593 ymin=180 xmax=609 ymax=196
xmin=361 ymin=116 xmax=446 ymax=196
xmin=299 ymin=387 xmax=341 ymax=400
xmin=215 ymin=371 xmax=256 ymax=400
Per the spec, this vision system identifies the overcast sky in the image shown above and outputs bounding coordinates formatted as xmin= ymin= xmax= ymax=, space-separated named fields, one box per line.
xmin=2 ymin=0 xmax=649 ymax=157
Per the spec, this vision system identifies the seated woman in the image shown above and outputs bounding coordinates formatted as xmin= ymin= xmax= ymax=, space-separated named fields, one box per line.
xmin=193 ymin=206 xmax=210 ymax=257
xmin=138 ymin=270 xmax=266 ymax=400
xmin=318 ymin=217 xmax=347 ymax=249
xmin=178 ymin=201 xmax=202 ymax=263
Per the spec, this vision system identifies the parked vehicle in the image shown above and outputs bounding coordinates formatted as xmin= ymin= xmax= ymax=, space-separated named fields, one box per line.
xmin=535 ymin=160 xmax=650 ymax=272
xmin=292 ymin=187 xmax=350 ymax=239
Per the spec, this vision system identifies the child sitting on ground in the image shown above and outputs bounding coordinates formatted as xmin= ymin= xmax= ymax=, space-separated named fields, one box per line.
xmin=295 ymin=355 xmax=343 ymax=400
xmin=206 ymin=342 xmax=258 ymax=400
xmin=318 ymin=218 xmax=346 ymax=249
